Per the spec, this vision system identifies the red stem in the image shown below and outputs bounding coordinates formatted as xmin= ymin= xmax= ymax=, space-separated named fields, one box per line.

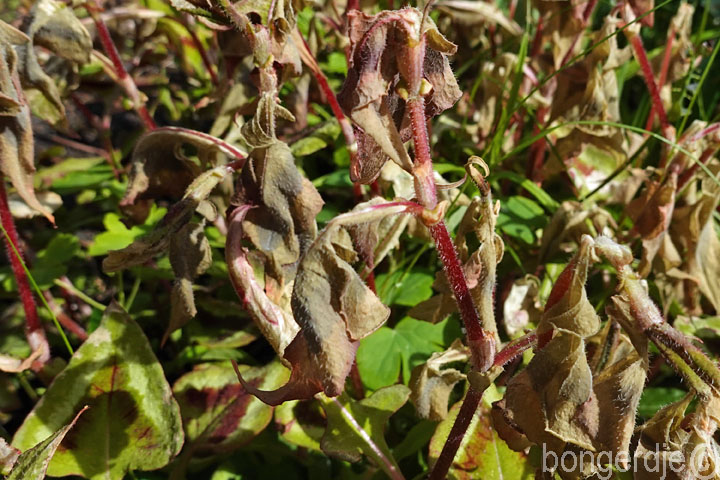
xmin=88 ymin=0 xmax=156 ymax=130
xmin=0 ymin=180 xmax=49 ymax=364
xmin=646 ymin=27 xmax=674 ymax=132
xmin=493 ymin=332 xmax=537 ymax=367
xmin=428 ymin=388 xmax=483 ymax=480
xmin=628 ymin=34 xmax=669 ymax=135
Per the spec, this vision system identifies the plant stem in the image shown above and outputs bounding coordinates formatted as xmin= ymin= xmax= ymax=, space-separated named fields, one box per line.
xmin=627 ymin=33 xmax=670 ymax=136
xmin=0 ymin=180 xmax=50 ymax=367
xmin=428 ymin=387 xmax=483 ymax=480
xmin=87 ymin=0 xmax=156 ymax=131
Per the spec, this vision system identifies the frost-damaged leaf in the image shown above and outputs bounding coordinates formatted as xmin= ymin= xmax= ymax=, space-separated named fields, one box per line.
xmin=15 ymin=0 xmax=91 ymax=125
xmin=501 ymin=236 xmax=601 ymax=455
xmin=0 ymin=348 xmax=44 ymax=373
xmin=237 ymin=93 xmax=323 ymax=280
xmin=338 ymin=8 xmax=462 ymax=183
xmin=429 ymin=386 xmax=534 ymax=480
xmin=165 ymin=221 xmax=213 ymax=344
xmin=123 ymin=127 xmax=244 ymax=206
xmin=502 ymin=275 xmax=541 ymax=337
xmin=627 ymin=170 xmax=678 ymax=277
xmin=173 ymin=360 xmax=288 ymax=458
xmin=12 ymin=303 xmax=184 ymax=480
xmin=0 ymin=21 xmax=53 ymax=222
xmin=238 ymin=199 xmax=416 ymax=405
xmin=6 ymin=407 xmax=86 ymax=480
xmin=103 ymin=163 xmax=231 ymax=272
xmin=317 ymin=384 xmax=409 ymax=477
xmin=226 ymin=205 xmax=300 ymax=359
xmin=436 ymin=0 xmax=522 ymax=35
xmin=410 ymin=339 xmax=468 ymax=421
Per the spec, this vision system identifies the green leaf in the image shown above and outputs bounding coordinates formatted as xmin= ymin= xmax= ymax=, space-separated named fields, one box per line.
xmin=274 ymin=400 xmax=324 ymax=451
xmin=30 ymin=233 xmax=79 ymax=288
xmin=290 ymin=121 xmax=341 ymax=156
xmin=429 ymin=386 xmax=534 ymax=480
xmin=357 ymin=316 xmax=461 ymax=390
xmin=490 ymin=171 xmax=559 ymax=212
xmin=497 ymin=196 xmax=546 ymax=244
xmin=637 ymin=387 xmax=689 ymax=418
xmin=6 ymin=407 xmax=86 ymax=480
xmin=376 ymin=270 xmax=434 ymax=306
xmin=317 ymin=384 xmax=409 ymax=477
xmin=12 ymin=303 xmax=184 ymax=480
xmin=311 ymin=169 xmax=353 ymax=189
xmin=173 ymin=360 xmax=289 ymax=454
xmin=674 ymin=316 xmax=720 ymax=340
xmin=87 ymin=205 xmax=167 ymax=256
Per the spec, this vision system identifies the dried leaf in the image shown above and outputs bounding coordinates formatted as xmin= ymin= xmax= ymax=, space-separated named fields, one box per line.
xmin=338 ymin=8 xmax=461 ymax=183
xmin=0 ymin=438 xmax=20 ymax=476
xmin=104 ymin=163 xmax=231 ymax=272
xmin=409 ymin=339 xmax=468 ymax=420
xmin=0 ymin=21 xmax=53 ymax=222
xmin=165 ymin=221 xmax=213 ymax=344
xmin=238 ymin=200 xmax=415 ymax=405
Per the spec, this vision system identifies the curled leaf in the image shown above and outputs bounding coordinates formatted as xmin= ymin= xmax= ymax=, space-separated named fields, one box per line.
xmin=410 ymin=339 xmax=468 ymax=420
xmin=238 ymin=200 xmax=416 ymax=405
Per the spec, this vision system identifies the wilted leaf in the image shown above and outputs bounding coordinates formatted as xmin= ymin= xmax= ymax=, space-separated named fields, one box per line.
xmin=409 ymin=339 xmax=468 ymax=420
xmin=429 ymin=386 xmax=534 ymax=480
xmin=238 ymin=200 xmax=415 ymax=405
xmin=338 ymin=8 xmax=462 ymax=183
xmin=12 ymin=303 xmax=184 ymax=480
xmin=103 ymin=163 xmax=231 ymax=272
xmin=165 ymin=221 xmax=213 ymax=344
xmin=0 ymin=21 xmax=53 ymax=222
xmin=317 ymin=384 xmax=409 ymax=475
xmin=6 ymin=407 xmax=86 ymax=480
xmin=173 ymin=360 xmax=288 ymax=456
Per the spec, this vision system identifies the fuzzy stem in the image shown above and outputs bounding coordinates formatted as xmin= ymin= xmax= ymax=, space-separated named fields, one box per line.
xmin=0 ymin=180 xmax=49 ymax=367
xmin=428 ymin=387 xmax=483 ymax=480
xmin=87 ymin=0 xmax=156 ymax=130
xmin=493 ymin=332 xmax=537 ymax=367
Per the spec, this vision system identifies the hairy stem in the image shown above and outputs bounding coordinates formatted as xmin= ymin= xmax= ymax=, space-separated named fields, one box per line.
xmin=428 ymin=387 xmax=483 ymax=480
xmin=0 ymin=180 xmax=50 ymax=368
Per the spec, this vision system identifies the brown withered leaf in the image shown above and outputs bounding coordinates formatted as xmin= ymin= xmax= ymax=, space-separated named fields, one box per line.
xmin=338 ymin=8 xmax=461 ymax=183
xmin=104 ymin=163 xmax=231 ymax=272
xmin=0 ymin=21 xmax=53 ymax=222
xmin=409 ymin=339 xmax=469 ymax=420
xmin=238 ymin=200 xmax=415 ymax=405
xmin=123 ymin=127 xmax=243 ymax=206
xmin=436 ymin=0 xmax=522 ymax=36
xmin=538 ymin=235 xmax=600 ymax=338
xmin=16 ymin=0 xmax=91 ymax=125
xmin=502 ymin=275 xmax=541 ymax=337
xmin=165 ymin=222 xmax=213 ymax=345
xmin=237 ymin=94 xmax=323 ymax=281
xmin=538 ymin=201 xmax=615 ymax=263
xmin=627 ymin=169 xmax=678 ymax=277
xmin=226 ymin=205 xmax=300 ymax=359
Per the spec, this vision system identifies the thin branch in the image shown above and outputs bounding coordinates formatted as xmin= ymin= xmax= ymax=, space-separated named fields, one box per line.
xmin=86 ymin=0 xmax=156 ymax=130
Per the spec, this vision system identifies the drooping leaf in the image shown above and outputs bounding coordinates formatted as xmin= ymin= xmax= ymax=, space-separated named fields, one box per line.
xmin=12 ymin=303 xmax=184 ymax=480
xmin=317 ymin=384 xmax=409 ymax=477
xmin=338 ymin=8 xmax=462 ymax=183
xmin=0 ymin=21 xmax=52 ymax=222
xmin=429 ymin=386 xmax=534 ymax=480
xmin=165 ymin=221 xmax=213 ymax=344
xmin=409 ymin=339 xmax=468 ymax=420
xmin=0 ymin=437 xmax=20 ymax=475
xmin=238 ymin=200 xmax=415 ymax=405
xmin=6 ymin=407 xmax=86 ymax=480
xmin=173 ymin=360 xmax=288 ymax=457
